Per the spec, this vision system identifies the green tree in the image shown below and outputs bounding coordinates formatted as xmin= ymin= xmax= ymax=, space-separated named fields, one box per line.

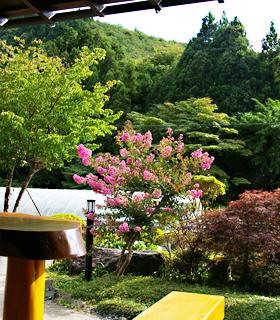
xmin=0 ymin=38 xmax=121 ymax=212
xmin=197 ymin=12 xmax=217 ymax=41
xmin=148 ymin=14 xmax=258 ymax=116
xmin=262 ymin=21 xmax=280 ymax=52
xmin=239 ymin=98 xmax=280 ymax=189
xmin=128 ymin=98 xmax=252 ymax=200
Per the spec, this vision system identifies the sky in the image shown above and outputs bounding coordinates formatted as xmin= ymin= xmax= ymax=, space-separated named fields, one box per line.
xmin=96 ymin=0 xmax=280 ymax=52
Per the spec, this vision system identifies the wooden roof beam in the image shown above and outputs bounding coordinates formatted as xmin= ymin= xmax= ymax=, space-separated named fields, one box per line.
xmin=83 ymin=0 xmax=106 ymax=17
xmin=148 ymin=0 xmax=162 ymax=12
xmin=0 ymin=18 xmax=8 ymax=30
xmin=20 ymin=0 xmax=56 ymax=26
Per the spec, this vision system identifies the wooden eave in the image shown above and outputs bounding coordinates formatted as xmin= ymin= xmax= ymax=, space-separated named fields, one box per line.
xmin=0 ymin=0 xmax=224 ymax=30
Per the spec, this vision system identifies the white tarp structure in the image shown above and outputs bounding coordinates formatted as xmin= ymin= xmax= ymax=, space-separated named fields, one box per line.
xmin=0 ymin=187 xmax=106 ymax=219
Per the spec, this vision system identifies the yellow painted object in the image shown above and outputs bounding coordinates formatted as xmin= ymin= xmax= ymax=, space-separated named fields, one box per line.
xmin=133 ymin=291 xmax=225 ymax=320
xmin=0 ymin=213 xmax=87 ymax=320
xmin=3 ymin=257 xmax=46 ymax=320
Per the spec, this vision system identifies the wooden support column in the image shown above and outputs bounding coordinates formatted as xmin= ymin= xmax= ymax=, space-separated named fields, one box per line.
xmin=3 ymin=257 xmax=46 ymax=320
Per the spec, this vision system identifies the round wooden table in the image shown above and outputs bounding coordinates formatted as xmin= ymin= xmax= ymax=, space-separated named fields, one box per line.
xmin=0 ymin=212 xmax=86 ymax=320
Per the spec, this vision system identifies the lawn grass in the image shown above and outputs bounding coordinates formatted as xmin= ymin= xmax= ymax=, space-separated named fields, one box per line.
xmin=46 ymin=270 xmax=280 ymax=319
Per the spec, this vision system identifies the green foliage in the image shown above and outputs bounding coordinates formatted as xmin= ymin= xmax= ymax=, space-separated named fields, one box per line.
xmin=239 ymin=98 xmax=280 ymax=188
xmin=46 ymin=271 xmax=280 ymax=319
xmin=231 ymin=177 xmax=251 ymax=186
xmin=148 ymin=13 xmax=262 ymax=116
xmin=0 ymin=38 xmax=120 ymax=169
xmin=249 ymin=263 xmax=280 ymax=296
xmin=262 ymin=21 xmax=280 ymax=52
xmin=97 ymin=298 xmax=144 ymax=317
xmin=48 ymin=259 xmax=71 ymax=274
xmin=51 ymin=213 xmax=86 ymax=226
xmin=169 ymin=249 xmax=209 ymax=283
xmin=0 ymin=37 xmax=121 ymax=211
xmin=129 ymin=98 xmax=246 ymax=155
xmin=193 ymin=175 xmax=226 ymax=209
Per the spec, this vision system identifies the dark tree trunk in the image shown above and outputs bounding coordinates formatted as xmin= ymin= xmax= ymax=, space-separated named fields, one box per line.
xmin=116 ymin=232 xmax=139 ymax=276
xmin=13 ymin=166 xmax=36 ymax=213
xmin=4 ymin=167 xmax=15 ymax=212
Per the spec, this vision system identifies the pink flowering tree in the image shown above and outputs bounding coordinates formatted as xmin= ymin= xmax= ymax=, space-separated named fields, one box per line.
xmin=74 ymin=121 xmax=215 ymax=275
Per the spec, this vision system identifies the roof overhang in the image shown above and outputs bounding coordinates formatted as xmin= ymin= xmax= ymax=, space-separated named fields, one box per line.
xmin=0 ymin=0 xmax=224 ymax=30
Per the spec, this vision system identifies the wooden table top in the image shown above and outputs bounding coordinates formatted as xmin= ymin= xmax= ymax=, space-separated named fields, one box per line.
xmin=0 ymin=213 xmax=86 ymax=260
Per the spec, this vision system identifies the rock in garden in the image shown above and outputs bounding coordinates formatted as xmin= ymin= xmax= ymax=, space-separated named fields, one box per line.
xmin=68 ymin=248 xmax=165 ymax=276
xmin=44 ymin=280 xmax=58 ymax=300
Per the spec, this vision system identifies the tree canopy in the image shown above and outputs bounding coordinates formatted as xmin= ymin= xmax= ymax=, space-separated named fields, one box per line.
xmin=0 ymin=38 xmax=121 ymax=211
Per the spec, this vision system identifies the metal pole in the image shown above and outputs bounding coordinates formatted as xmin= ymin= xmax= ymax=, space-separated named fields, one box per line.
xmin=85 ymin=200 xmax=95 ymax=281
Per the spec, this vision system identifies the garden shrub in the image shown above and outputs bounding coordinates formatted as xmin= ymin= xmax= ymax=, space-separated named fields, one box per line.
xmin=201 ymin=189 xmax=280 ymax=281
xmin=207 ymin=257 xmax=232 ymax=283
xmin=169 ymin=249 xmax=209 ymax=283
xmin=249 ymin=263 xmax=280 ymax=296
xmin=51 ymin=213 xmax=86 ymax=226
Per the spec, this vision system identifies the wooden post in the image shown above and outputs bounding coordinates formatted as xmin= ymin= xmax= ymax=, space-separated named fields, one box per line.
xmin=3 ymin=257 xmax=46 ymax=320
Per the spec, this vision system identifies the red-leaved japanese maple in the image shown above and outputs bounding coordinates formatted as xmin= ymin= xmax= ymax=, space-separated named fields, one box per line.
xmin=202 ymin=189 xmax=280 ymax=279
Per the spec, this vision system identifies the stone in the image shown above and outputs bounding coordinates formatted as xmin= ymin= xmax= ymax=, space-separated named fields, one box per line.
xmin=68 ymin=248 xmax=165 ymax=276
xmin=60 ymin=294 xmax=85 ymax=308
xmin=45 ymin=280 xmax=58 ymax=300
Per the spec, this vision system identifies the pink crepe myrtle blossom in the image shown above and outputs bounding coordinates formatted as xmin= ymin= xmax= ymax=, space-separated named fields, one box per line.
xmin=119 ymin=160 xmax=127 ymax=169
xmin=108 ymin=166 xmax=119 ymax=177
xmin=104 ymin=175 xmax=116 ymax=184
xmin=177 ymin=143 xmax=184 ymax=152
xmin=101 ymin=187 xmax=114 ymax=195
xmin=116 ymin=222 xmax=130 ymax=236
xmin=86 ymin=173 xmax=98 ymax=181
xmin=115 ymin=194 xmax=129 ymax=206
xmin=188 ymin=189 xmax=203 ymax=199
xmin=191 ymin=148 xmax=203 ymax=159
xmin=96 ymin=155 xmax=104 ymax=162
xmin=147 ymin=207 xmax=154 ymax=215
xmin=152 ymin=189 xmax=162 ymax=199
xmin=126 ymin=157 xmax=133 ymax=164
xmin=143 ymin=169 xmax=157 ymax=182
xmin=86 ymin=212 xmax=93 ymax=219
xmin=77 ymin=144 xmax=92 ymax=158
xmin=111 ymin=156 xmax=118 ymax=163
xmin=161 ymin=146 xmax=172 ymax=158
xmin=97 ymin=166 xmax=107 ymax=175
xmin=82 ymin=157 xmax=90 ymax=166
xmin=146 ymin=153 xmax=155 ymax=163
xmin=120 ymin=149 xmax=129 ymax=157
xmin=167 ymin=127 xmax=173 ymax=134
xmin=89 ymin=227 xmax=95 ymax=235
xmin=121 ymin=132 xmax=131 ymax=142
xmin=194 ymin=183 xmax=200 ymax=188
xmin=164 ymin=207 xmax=172 ymax=212
xmin=73 ymin=174 xmax=85 ymax=184
xmin=134 ymin=226 xmax=141 ymax=232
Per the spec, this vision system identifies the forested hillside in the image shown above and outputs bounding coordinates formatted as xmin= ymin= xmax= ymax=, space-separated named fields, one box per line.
xmin=148 ymin=13 xmax=280 ymax=115
xmin=1 ymin=13 xmax=280 ymax=203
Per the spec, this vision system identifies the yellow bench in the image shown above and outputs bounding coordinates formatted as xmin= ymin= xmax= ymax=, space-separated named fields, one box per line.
xmin=133 ymin=291 xmax=225 ymax=320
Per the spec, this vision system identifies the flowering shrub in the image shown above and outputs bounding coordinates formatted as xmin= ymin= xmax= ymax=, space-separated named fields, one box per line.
xmin=74 ymin=121 xmax=215 ymax=275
